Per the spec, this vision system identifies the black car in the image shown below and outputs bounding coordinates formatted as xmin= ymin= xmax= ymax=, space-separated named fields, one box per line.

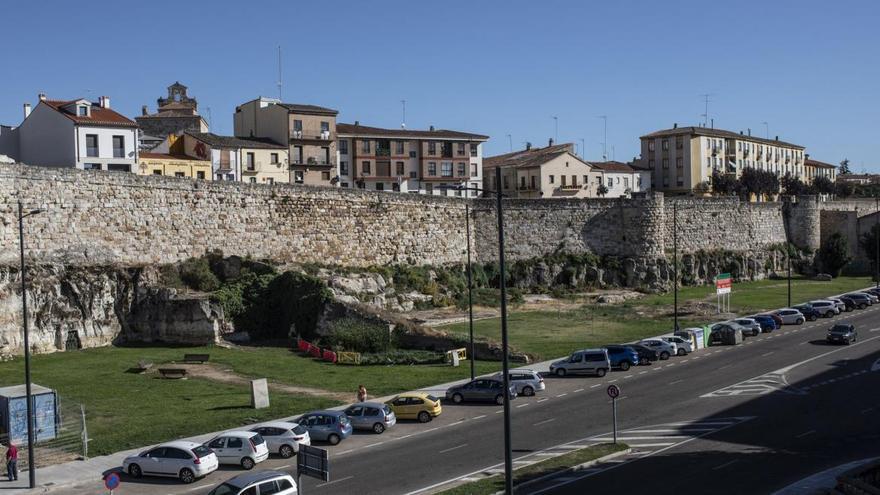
xmin=793 ymin=303 xmax=820 ymax=321
xmin=627 ymin=344 xmax=659 ymax=365
xmin=827 ymin=323 xmax=857 ymax=345
xmin=844 ymin=293 xmax=872 ymax=309
xmin=837 ymin=296 xmax=858 ymax=312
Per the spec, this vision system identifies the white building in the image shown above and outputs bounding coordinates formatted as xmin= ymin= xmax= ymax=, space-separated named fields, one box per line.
xmin=590 ymin=161 xmax=651 ymax=197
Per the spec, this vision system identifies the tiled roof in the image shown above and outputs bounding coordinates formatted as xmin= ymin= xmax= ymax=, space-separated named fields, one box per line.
xmin=185 ymin=132 xmax=286 ymax=149
xmin=483 ymin=143 xmax=578 ymax=170
xmin=337 ymin=123 xmax=489 ymax=140
xmin=42 ymin=99 xmax=138 ymax=127
xmin=804 ymin=158 xmax=836 ymax=169
xmin=278 ymin=103 xmax=339 ymax=116
xmin=140 ymin=152 xmax=208 ymax=161
xmin=640 ymin=126 xmax=804 ymax=149
xmin=591 ymin=161 xmax=637 ymax=173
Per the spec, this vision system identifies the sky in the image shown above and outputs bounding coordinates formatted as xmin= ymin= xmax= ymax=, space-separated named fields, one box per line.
xmin=2 ymin=0 xmax=879 ymax=170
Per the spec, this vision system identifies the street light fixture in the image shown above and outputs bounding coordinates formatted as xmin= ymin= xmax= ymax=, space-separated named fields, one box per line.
xmin=18 ymin=201 xmax=44 ymax=489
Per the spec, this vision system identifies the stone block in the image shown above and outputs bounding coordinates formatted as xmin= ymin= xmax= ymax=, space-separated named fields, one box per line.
xmin=251 ymin=378 xmax=269 ymax=409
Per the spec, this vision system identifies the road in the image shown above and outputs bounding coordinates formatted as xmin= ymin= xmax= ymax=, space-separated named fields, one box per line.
xmin=57 ymin=302 xmax=880 ymax=495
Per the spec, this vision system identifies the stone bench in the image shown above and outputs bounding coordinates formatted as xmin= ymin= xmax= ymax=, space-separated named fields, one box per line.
xmin=158 ymin=368 xmax=188 ymax=379
xmin=182 ymin=353 xmax=210 ymax=364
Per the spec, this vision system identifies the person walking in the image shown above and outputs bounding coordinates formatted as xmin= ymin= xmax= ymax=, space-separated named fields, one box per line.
xmin=6 ymin=442 xmax=18 ymax=482
xmin=357 ymin=384 xmax=367 ymax=403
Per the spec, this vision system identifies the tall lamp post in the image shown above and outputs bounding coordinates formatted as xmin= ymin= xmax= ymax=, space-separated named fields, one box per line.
xmin=672 ymin=201 xmax=679 ymax=330
xmin=18 ymin=201 xmax=44 ymax=489
xmin=464 ymin=204 xmax=475 ymax=381
xmin=875 ymin=196 xmax=879 ymax=289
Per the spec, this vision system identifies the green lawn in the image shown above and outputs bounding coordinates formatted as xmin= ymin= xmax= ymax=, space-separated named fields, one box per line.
xmin=438 ymin=443 xmax=627 ymax=495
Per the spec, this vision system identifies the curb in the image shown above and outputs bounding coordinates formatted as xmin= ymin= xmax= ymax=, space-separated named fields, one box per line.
xmin=507 ymin=446 xmax=632 ymax=494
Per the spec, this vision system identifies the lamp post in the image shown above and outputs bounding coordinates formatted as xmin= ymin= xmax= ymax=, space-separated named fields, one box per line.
xmin=18 ymin=201 xmax=44 ymax=489
xmin=465 ymin=203 xmax=475 ymax=381
xmin=673 ymin=201 xmax=679 ymax=331
xmin=875 ymin=196 xmax=879 ymax=288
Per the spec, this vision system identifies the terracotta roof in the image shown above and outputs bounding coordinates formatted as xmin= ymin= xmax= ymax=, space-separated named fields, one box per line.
xmin=42 ymin=99 xmax=137 ymax=127
xmin=804 ymin=158 xmax=836 ymax=169
xmin=483 ymin=143 xmax=579 ymax=170
xmin=591 ymin=161 xmax=637 ymax=173
xmin=640 ymin=126 xmax=804 ymax=149
xmin=185 ymin=132 xmax=286 ymax=149
xmin=140 ymin=152 xmax=208 ymax=161
xmin=337 ymin=123 xmax=489 ymax=141
xmin=278 ymin=102 xmax=338 ymax=116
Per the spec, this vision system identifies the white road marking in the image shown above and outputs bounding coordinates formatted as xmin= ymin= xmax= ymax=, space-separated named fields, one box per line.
xmin=533 ymin=418 xmax=556 ymax=426
xmin=317 ymin=475 xmax=354 ymax=486
xmin=537 ymin=398 xmax=549 ymax=402
xmin=629 ymin=442 xmax=676 ymax=447
xmin=861 ymin=407 xmax=875 ymax=414
xmin=608 ymin=379 xmax=618 ymax=383
xmin=669 ymin=379 xmax=684 ymax=385
xmin=796 ymin=430 xmax=816 ymax=438
xmin=638 ymin=371 xmax=647 ymax=375
xmin=590 ymin=384 xmax=602 ymax=388
xmin=556 ymin=393 xmax=567 ymax=397
xmin=627 ymin=428 xmax=716 ymax=433
xmin=624 ymin=375 xmax=634 ymax=379
xmin=438 ymin=443 xmax=468 ymax=454
xmin=761 ymin=351 xmax=775 ymax=357
xmin=473 ymin=415 xmax=487 ymax=420
xmin=574 ymin=388 xmax=584 ymax=393
xmin=591 ymin=435 xmax=689 ymax=441
xmin=517 ymin=403 xmax=529 ymax=408
xmin=713 ymin=460 xmax=739 ymax=470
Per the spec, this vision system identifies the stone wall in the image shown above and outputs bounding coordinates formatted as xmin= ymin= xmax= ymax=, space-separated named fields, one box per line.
xmin=662 ymin=197 xmax=787 ymax=253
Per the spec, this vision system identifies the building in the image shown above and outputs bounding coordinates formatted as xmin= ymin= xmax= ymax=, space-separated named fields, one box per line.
xmin=837 ymin=174 xmax=879 ymax=185
xmin=802 ymin=157 xmax=836 ymax=184
xmin=137 ymin=152 xmax=212 ymax=180
xmin=590 ymin=161 xmax=652 ymax=197
xmin=136 ymin=82 xmax=208 ymax=149
xmin=178 ymin=131 xmax=288 ymax=183
xmin=234 ymin=97 xmax=339 ymax=186
xmin=4 ymin=94 xmax=138 ymax=171
xmin=639 ymin=125 xmax=805 ymax=194
xmin=336 ymin=122 xmax=488 ymax=196
xmin=482 ymin=142 xmax=597 ymax=198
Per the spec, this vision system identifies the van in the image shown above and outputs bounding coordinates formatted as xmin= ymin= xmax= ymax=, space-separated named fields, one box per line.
xmin=549 ymin=349 xmax=611 ymax=377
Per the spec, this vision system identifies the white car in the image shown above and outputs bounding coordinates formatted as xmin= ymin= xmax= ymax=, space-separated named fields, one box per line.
xmin=639 ymin=339 xmax=676 ymax=360
xmin=207 ymin=470 xmax=298 ymax=495
xmin=205 ymin=431 xmax=269 ymax=470
xmin=827 ymin=298 xmax=848 ymax=312
xmin=810 ymin=300 xmax=840 ymax=318
xmin=123 ymin=440 xmax=218 ymax=484
xmin=251 ymin=422 xmax=311 ymax=458
xmin=661 ymin=336 xmax=692 ymax=355
xmin=774 ymin=308 xmax=806 ymax=325
xmin=492 ymin=369 xmax=546 ymax=396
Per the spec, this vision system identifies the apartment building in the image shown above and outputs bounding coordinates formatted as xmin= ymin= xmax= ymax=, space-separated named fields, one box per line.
xmin=234 ymin=97 xmax=338 ymax=186
xmin=178 ymin=131 xmax=288 ymax=183
xmin=136 ymin=82 xmax=208 ymax=150
xmin=803 ymin=157 xmax=837 ymax=184
xmin=639 ymin=125 xmax=805 ymax=194
xmin=590 ymin=161 xmax=652 ymax=197
xmin=137 ymin=152 xmax=212 ymax=180
xmin=336 ymin=122 xmax=488 ymax=196
xmin=483 ymin=142 xmax=598 ymax=198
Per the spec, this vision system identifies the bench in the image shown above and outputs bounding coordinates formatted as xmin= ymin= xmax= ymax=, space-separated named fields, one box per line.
xmin=132 ymin=360 xmax=153 ymax=373
xmin=182 ymin=353 xmax=210 ymax=364
xmin=158 ymin=368 xmax=188 ymax=379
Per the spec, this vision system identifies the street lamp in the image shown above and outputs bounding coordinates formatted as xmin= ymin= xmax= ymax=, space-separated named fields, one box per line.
xmin=465 ymin=203 xmax=475 ymax=381
xmin=673 ymin=201 xmax=679 ymax=330
xmin=18 ymin=201 xmax=44 ymax=489
xmin=875 ymin=195 xmax=879 ymax=288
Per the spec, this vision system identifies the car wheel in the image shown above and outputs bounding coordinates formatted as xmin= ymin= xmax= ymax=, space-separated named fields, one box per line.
xmin=659 ymin=351 xmax=670 ymax=360
xmin=677 ymin=348 xmax=686 ymax=356
xmin=328 ymin=434 xmax=341 ymax=446
xmin=494 ymin=394 xmax=504 ymax=405
xmin=797 ymin=318 xmax=805 ymax=325
xmin=179 ymin=468 xmax=195 ymax=484
xmin=810 ymin=315 xmax=817 ymax=321
xmin=452 ymin=393 xmax=464 ymax=404
xmin=280 ymin=444 xmax=295 ymax=458
xmin=860 ymin=304 xmax=867 ymax=310
xmin=619 ymin=361 xmax=631 ymax=371
xmin=241 ymin=457 xmax=255 ymax=470
xmin=596 ymin=368 xmax=607 ymax=377
xmin=522 ymin=386 xmax=535 ymax=397
xmin=826 ymin=311 xmax=834 ymax=318
xmin=555 ymin=368 xmax=567 ymax=378
xmin=639 ymin=357 xmax=648 ymax=365
xmin=372 ymin=422 xmax=385 ymax=434
xmin=128 ymin=464 xmax=142 ymax=478
xmin=418 ymin=411 xmax=432 ymax=423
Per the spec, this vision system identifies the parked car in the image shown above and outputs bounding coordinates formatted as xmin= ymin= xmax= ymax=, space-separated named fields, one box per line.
xmin=838 ymin=296 xmax=858 ymax=312
xmin=604 ymin=345 xmax=641 ymax=370
xmin=732 ymin=318 xmax=761 ymax=337
xmin=205 ymin=431 xmax=269 ymax=470
xmin=637 ymin=340 xmax=675 ymax=360
xmin=386 ymin=392 xmax=442 ymax=423
xmin=250 ymin=422 xmax=310 ymax=458
xmin=863 ymin=288 xmax=880 ymax=301
xmin=759 ymin=313 xmax=784 ymax=328
xmin=207 ymin=470 xmax=297 ymax=495
xmin=748 ymin=314 xmax=778 ymax=332
xmin=827 ymin=323 xmax=857 ymax=344
xmin=627 ymin=344 xmax=659 ymax=365
xmin=827 ymin=298 xmax=848 ymax=312
xmin=661 ymin=336 xmax=692 ymax=355
xmin=123 ymin=441 xmax=219 ymax=484
xmin=774 ymin=308 xmax=806 ymax=325
xmin=344 ymin=402 xmax=397 ymax=434
xmin=844 ymin=293 xmax=873 ymax=309
xmin=549 ymin=349 xmax=611 ymax=377
xmin=792 ymin=304 xmax=819 ymax=322
xmin=810 ymin=300 xmax=840 ymax=318
xmin=446 ymin=378 xmax=517 ymax=405
xmin=492 ymin=369 xmax=545 ymax=396
xmin=295 ymin=411 xmax=352 ymax=445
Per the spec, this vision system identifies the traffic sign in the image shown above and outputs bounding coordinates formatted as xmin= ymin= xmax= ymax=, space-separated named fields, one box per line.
xmin=606 ymin=384 xmax=620 ymax=399
xmin=298 ymin=444 xmax=330 ymax=482
xmin=104 ymin=472 xmax=120 ymax=490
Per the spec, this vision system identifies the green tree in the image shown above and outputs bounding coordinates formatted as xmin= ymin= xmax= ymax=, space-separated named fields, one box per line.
xmin=818 ymin=232 xmax=851 ymax=277
xmin=835 ymin=182 xmax=854 ymax=198
xmin=781 ymin=173 xmax=807 ymax=196
xmin=838 ymin=158 xmax=851 ymax=175
xmin=710 ymin=171 xmax=737 ymax=195
xmin=736 ymin=168 xmax=780 ymax=200
xmin=597 ymin=184 xmax=609 ymax=197
xmin=859 ymin=224 xmax=880 ymax=273
xmin=809 ymin=176 xmax=836 ymax=195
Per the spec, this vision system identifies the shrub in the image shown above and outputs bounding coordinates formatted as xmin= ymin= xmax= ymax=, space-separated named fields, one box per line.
xmin=819 ymin=232 xmax=852 ymax=277
xmin=178 ymin=257 xmax=220 ymax=292
xmin=211 ymin=269 xmax=276 ymax=321
xmin=358 ymin=350 xmax=445 ymax=365
xmin=243 ymin=271 xmax=333 ymax=340
xmin=323 ymin=318 xmax=393 ymax=353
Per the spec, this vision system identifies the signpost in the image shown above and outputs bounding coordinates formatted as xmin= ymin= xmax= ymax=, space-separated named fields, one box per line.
xmin=297 ymin=444 xmax=330 ymax=494
xmin=607 ymin=385 xmax=620 ymax=444
xmin=103 ymin=472 xmax=120 ymax=494
xmin=715 ymin=273 xmax=732 ymax=313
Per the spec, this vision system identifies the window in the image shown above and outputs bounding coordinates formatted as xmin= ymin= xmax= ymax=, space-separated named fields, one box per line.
xmin=270 ymin=153 xmax=279 ymax=164
xmin=258 ymin=480 xmax=283 ymax=495
xmin=426 ymin=183 xmax=433 ymax=194
xmin=428 ymin=141 xmax=436 ymax=154
xmin=441 ymin=142 xmax=453 ymax=157
xmin=152 ymin=169 xmax=162 ymax=175
xmin=361 ymin=140 xmax=371 ymax=153
xmin=249 ymin=177 xmax=257 ymax=183
xmin=571 ymin=174 xmax=577 ymax=186
xmin=648 ymin=141 xmax=655 ymax=152
xmin=409 ymin=171 xmax=417 ymax=178
xmin=549 ymin=175 xmax=555 ymax=184
xmin=376 ymin=183 xmax=384 ymax=191
xmin=531 ymin=176 xmax=537 ymax=189
xmin=83 ymin=163 xmax=101 ymax=170
xmin=396 ymin=141 xmax=404 ymax=155
xmin=341 ymin=182 xmax=349 ymax=187
xmin=396 ymin=161 xmax=405 ymax=176
xmin=293 ymin=146 xmax=303 ymax=163
xmin=662 ymin=158 xmax=669 ymax=169
xmin=392 ymin=182 xmax=400 ymax=192
xmin=428 ymin=162 xmax=437 ymax=175
xmin=86 ymin=134 xmax=98 ymax=157
xmin=561 ymin=175 xmax=567 ymax=187
xmin=520 ymin=176 xmax=526 ymax=189
xmin=339 ymin=139 xmax=348 ymax=154
xmin=706 ymin=139 xmax=711 ymax=149
xmin=583 ymin=175 xmax=588 ymax=185
xmin=340 ymin=161 xmax=349 ymax=175
xmin=503 ymin=175 xmax=509 ymax=189
xmin=196 ymin=171 xmax=205 ymax=179
xmin=470 ymin=143 xmax=478 ymax=157
xmin=293 ymin=120 xmax=303 ymax=132
xmin=267 ymin=177 xmax=274 ymax=184
xmin=321 ymin=146 xmax=330 ymax=164
xmin=175 ymin=172 xmax=185 ymax=178
xmin=676 ymin=157 xmax=683 ymax=168
xmin=321 ymin=171 xmax=330 ymax=180
xmin=471 ymin=164 xmax=478 ymax=177
xmin=457 ymin=163 xmax=466 ymax=176
xmin=362 ymin=161 xmax=371 ymax=174
xmin=441 ymin=162 xmax=453 ymax=177
xmin=294 ymin=170 xmax=304 ymax=183
xmin=107 ymin=164 xmax=130 ymax=172
xmin=320 ymin=121 xmax=329 ymax=133
xmin=409 ymin=151 xmax=417 ymax=158
xmin=607 ymin=177 xmax=613 ymax=187
xmin=648 ymin=159 xmax=655 ymax=168
xmin=457 ymin=143 xmax=465 ymax=155
xmin=738 ymin=142 xmax=742 ymax=151
xmin=624 ymin=177 xmax=629 ymax=188
xmin=246 ymin=152 xmax=255 ymax=170
xmin=77 ymin=106 xmax=88 ymax=116
xmin=661 ymin=139 xmax=668 ymax=151
xmin=675 ymin=136 xmax=683 ymax=149
xmin=112 ymin=135 xmax=125 ymax=158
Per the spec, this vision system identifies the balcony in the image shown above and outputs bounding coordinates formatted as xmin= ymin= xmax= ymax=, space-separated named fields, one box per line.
xmin=290 ymin=130 xmax=333 ymax=141
xmin=290 ymin=156 xmax=336 ymax=167
xmin=711 ymin=147 xmax=722 ymax=156
xmin=560 ymin=183 xmax=583 ymax=190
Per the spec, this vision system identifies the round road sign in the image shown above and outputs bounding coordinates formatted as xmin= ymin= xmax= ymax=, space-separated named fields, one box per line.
xmin=606 ymin=384 xmax=620 ymax=399
xmin=104 ymin=472 xmax=121 ymax=490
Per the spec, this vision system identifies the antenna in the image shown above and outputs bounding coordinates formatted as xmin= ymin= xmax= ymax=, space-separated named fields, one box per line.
xmin=762 ymin=121 xmax=769 ymax=139
xmin=206 ymin=106 xmax=213 ymax=132
xmin=506 ymin=134 xmax=512 ymax=152
xmin=277 ymin=46 xmax=283 ymax=100
xmin=580 ymin=138 xmax=586 ymax=158
xmin=597 ymin=115 xmax=607 ymax=160
xmin=551 ymin=116 xmax=558 ymax=143
xmin=700 ymin=93 xmax=714 ymax=127
xmin=401 ymin=100 xmax=406 ymax=129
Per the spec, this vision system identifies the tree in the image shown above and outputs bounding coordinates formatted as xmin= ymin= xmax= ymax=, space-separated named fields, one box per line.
xmin=835 ymin=182 xmax=854 ymax=198
xmin=710 ymin=171 xmax=737 ymax=195
xmin=839 ymin=158 xmax=851 ymax=175
xmin=737 ymin=168 xmax=780 ymax=200
xmin=781 ymin=173 xmax=807 ymax=196
xmin=818 ymin=232 xmax=851 ymax=277
xmin=597 ymin=184 xmax=609 ymax=197
xmin=859 ymin=223 xmax=880 ymax=271
xmin=809 ymin=176 xmax=836 ymax=195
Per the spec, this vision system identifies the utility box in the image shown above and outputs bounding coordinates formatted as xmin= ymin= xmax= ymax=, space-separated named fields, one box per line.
xmin=0 ymin=384 xmax=58 ymax=444
xmin=675 ymin=328 xmax=705 ymax=350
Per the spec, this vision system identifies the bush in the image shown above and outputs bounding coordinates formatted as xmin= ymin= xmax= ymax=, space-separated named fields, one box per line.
xmin=358 ymin=350 xmax=445 ymax=365
xmin=242 ymin=271 xmax=333 ymax=340
xmin=323 ymin=318 xmax=393 ymax=353
xmin=819 ymin=232 xmax=852 ymax=277
xmin=178 ymin=257 xmax=220 ymax=292
xmin=211 ymin=269 xmax=277 ymax=321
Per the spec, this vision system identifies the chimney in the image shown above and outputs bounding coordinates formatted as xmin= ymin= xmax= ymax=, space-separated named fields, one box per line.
xmin=141 ymin=105 xmax=148 ymax=116
xmin=429 ymin=125 xmax=435 ymax=131
xmin=23 ymin=103 xmax=31 ymax=119
xmin=711 ymin=118 xmax=714 ymax=129
xmin=38 ymin=93 xmax=46 ymax=101
xmin=747 ymin=128 xmax=751 ymax=136
xmin=739 ymin=130 xmax=743 ymax=135
xmin=354 ymin=120 xmax=359 ymax=126
xmin=548 ymin=138 xmax=554 ymax=147
xmin=526 ymin=142 xmax=532 ymax=151
xmin=673 ymin=123 xmax=677 ymax=129
xmin=775 ymin=135 xmax=779 ymax=141
xmin=805 ymin=153 xmax=810 ymax=159
xmin=98 ymin=96 xmax=110 ymax=109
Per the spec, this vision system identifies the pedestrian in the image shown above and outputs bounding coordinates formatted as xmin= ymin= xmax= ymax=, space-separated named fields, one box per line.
xmin=357 ymin=384 xmax=367 ymax=403
xmin=6 ymin=442 xmax=18 ymax=482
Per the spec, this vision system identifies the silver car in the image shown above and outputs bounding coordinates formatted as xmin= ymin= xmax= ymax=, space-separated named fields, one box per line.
xmin=774 ymin=308 xmax=806 ymax=325
xmin=732 ymin=318 xmax=761 ymax=337
xmin=827 ymin=298 xmax=848 ymax=312
xmin=123 ymin=441 xmax=219 ymax=484
xmin=639 ymin=339 xmax=676 ymax=360
xmin=250 ymin=421 xmax=311 ymax=458
xmin=549 ymin=349 xmax=610 ymax=377
xmin=661 ymin=336 xmax=692 ymax=355
xmin=492 ymin=369 xmax=546 ymax=396
xmin=344 ymin=402 xmax=397 ymax=434
xmin=810 ymin=300 xmax=840 ymax=318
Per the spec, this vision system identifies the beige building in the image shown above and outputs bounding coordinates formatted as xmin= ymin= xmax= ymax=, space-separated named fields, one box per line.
xmin=234 ymin=97 xmax=338 ymax=186
xmin=137 ymin=152 xmax=212 ymax=179
xmin=639 ymin=125 xmax=805 ymax=194
xmin=175 ymin=132 xmax=288 ymax=184
xmin=590 ymin=161 xmax=652 ymax=197
xmin=483 ymin=142 xmax=600 ymax=198
xmin=803 ymin=157 xmax=837 ymax=184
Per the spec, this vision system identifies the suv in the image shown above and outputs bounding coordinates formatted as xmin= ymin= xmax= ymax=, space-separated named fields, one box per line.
xmin=637 ymin=340 xmax=675 ymax=360
xmin=207 ymin=470 xmax=297 ymax=495
xmin=296 ymin=410 xmax=353 ymax=445
xmin=550 ymin=349 xmax=611 ymax=377
xmin=205 ymin=431 xmax=269 ymax=470
xmin=604 ymin=345 xmax=640 ymax=370
xmin=810 ymin=300 xmax=840 ymax=318
xmin=446 ymin=378 xmax=517 ymax=405
xmin=827 ymin=323 xmax=857 ymax=345
xmin=748 ymin=314 xmax=778 ymax=332
xmin=845 ymin=293 xmax=873 ymax=309
xmin=250 ymin=421 xmax=310 ymax=458
xmin=662 ymin=336 xmax=693 ymax=355
xmin=732 ymin=318 xmax=761 ymax=337
xmin=344 ymin=402 xmax=396 ymax=434
xmin=775 ymin=308 xmax=806 ymax=325
xmin=493 ymin=369 xmax=545 ymax=396
xmin=123 ymin=441 xmax=219 ymax=484
xmin=792 ymin=304 xmax=820 ymax=321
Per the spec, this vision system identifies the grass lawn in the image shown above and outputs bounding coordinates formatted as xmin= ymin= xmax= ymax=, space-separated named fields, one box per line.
xmin=438 ymin=443 xmax=627 ymax=495
xmin=442 ymin=276 xmax=872 ymax=361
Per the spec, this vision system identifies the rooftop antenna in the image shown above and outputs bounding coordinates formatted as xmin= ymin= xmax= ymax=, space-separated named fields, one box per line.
xmin=551 ymin=116 xmax=558 ymax=144
xmin=506 ymin=134 xmax=512 ymax=152
xmin=580 ymin=138 xmax=586 ymax=158
xmin=401 ymin=100 xmax=406 ymax=129
xmin=700 ymin=93 xmax=714 ymax=127
xmin=762 ymin=121 xmax=769 ymax=139
xmin=610 ymin=145 xmax=615 ymax=161
xmin=206 ymin=106 xmax=213 ymax=132
xmin=277 ymin=45 xmax=283 ymax=100
xmin=597 ymin=115 xmax=607 ymax=160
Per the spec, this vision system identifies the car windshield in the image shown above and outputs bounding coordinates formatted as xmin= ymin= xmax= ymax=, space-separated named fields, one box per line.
xmin=831 ymin=325 xmax=851 ymax=332
xmin=426 ymin=395 xmax=439 ymax=403
xmin=338 ymin=415 xmax=350 ymax=425
xmin=191 ymin=445 xmax=212 ymax=458
xmin=292 ymin=424 xmax=308 ymax=435
xmin=207 ymin=483 xmax=238 ymax=495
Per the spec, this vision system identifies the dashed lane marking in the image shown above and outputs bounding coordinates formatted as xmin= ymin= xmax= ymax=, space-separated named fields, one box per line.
xmin=438 ymin=443 xmax=468 ymax=454
xmin=534 ymin=418 xmax=556 ymax=427
xmin=796 ymin=430 xmax=816 ymax=439
xmin=713 ymin=460 xmax=739 ymax=470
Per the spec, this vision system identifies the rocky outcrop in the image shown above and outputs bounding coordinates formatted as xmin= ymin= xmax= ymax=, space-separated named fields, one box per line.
xmin=124 ymin=287 xmax=226 ymax=345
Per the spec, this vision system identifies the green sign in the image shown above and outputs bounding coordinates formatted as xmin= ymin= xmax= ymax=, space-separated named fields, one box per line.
xmin=715 ymin=273 xmax=731 ymax=281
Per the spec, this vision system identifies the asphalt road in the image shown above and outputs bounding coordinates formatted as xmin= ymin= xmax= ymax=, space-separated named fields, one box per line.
xmin=62 ymin=300 xmax=880 ymax=495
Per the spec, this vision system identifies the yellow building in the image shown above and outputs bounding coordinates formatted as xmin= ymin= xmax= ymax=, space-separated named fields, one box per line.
xmin=137 ymin=152 xmax=212 ymax=180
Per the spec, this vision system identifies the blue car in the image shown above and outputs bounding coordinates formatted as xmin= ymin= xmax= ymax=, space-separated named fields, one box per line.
xmin=296 ymin=410 xmax=353 ymax=445
xmin=603 ymin=345 xmax=640 ymax=371
xmin=749 ymin=314 xmax=778 ymax=333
